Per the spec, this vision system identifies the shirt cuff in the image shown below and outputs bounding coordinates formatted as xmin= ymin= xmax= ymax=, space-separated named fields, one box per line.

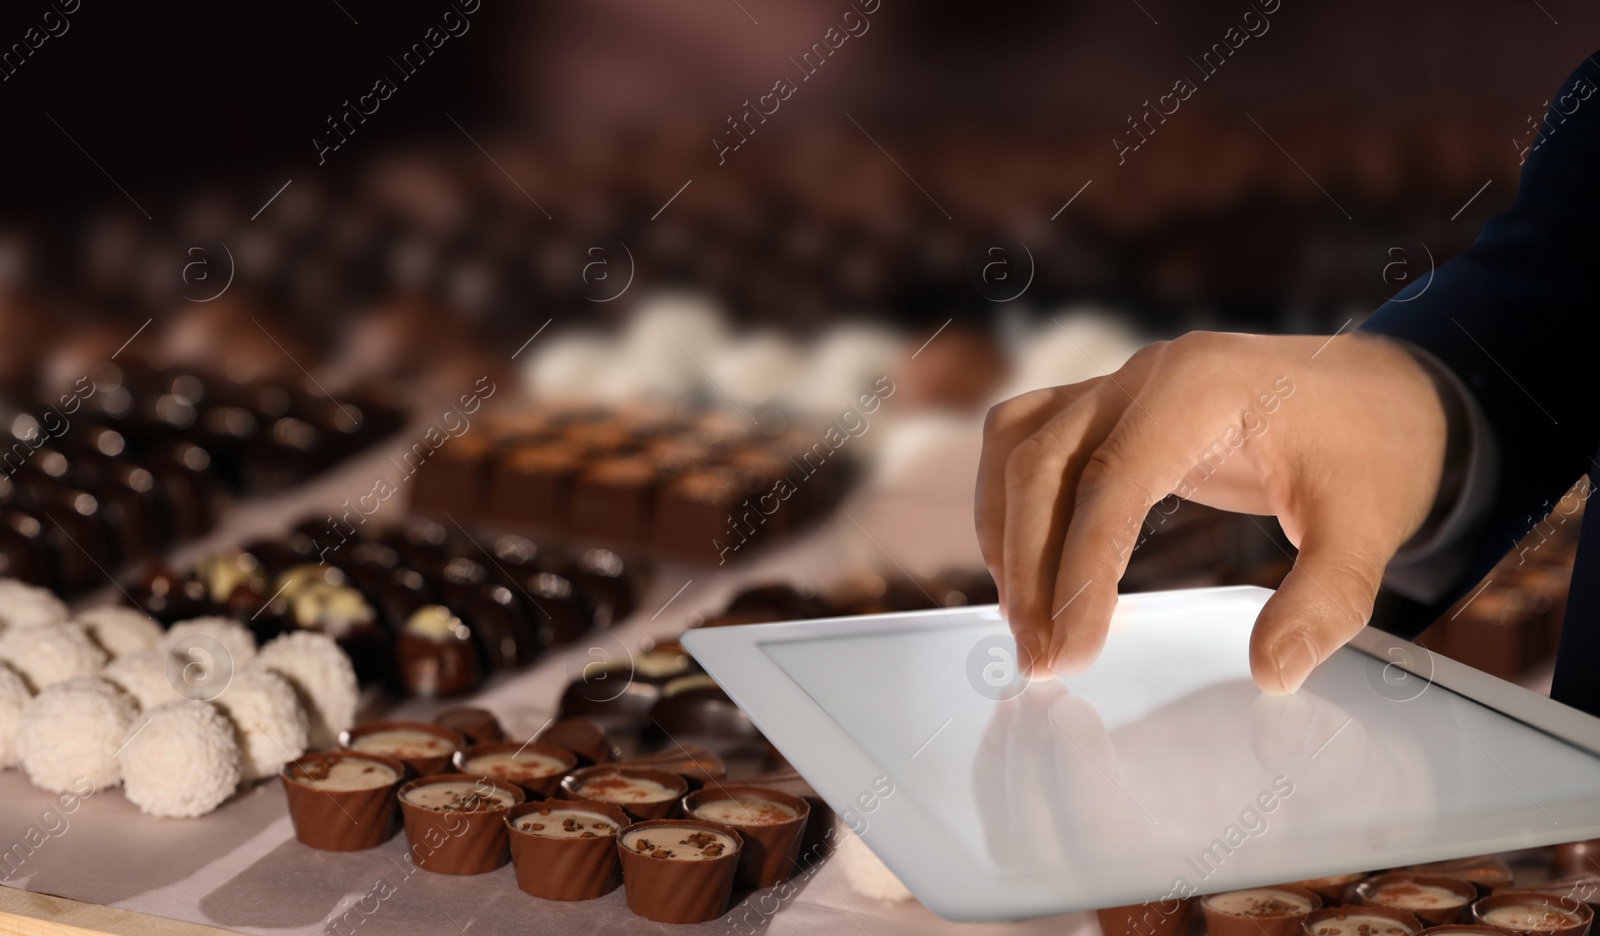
xmin=1382 ymin=341 xmax=1499 ymax=603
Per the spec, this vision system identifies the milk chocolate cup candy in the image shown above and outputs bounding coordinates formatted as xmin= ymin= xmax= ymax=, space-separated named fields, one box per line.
xmin=433 ymin=706 xmax=506 ymax=745
xmin=506 ymin=799 xmax=631 ymax=901
xmin=452 ymin=740 xmax=578 ymax=799
xmin=1201 ymin=885 xmax=1324 ymax=936
xmin=1405 ymin=857 xmax=1517 ymax=894
xmin=537 ymin=717 xmax=612 ymax=766
xmin=1303 ymin=905 xmax=1424 ymax=936
xmin=562 ymin=765 xmax=688 ymax=821
xmin=1553 ymin=841 xmax=1600 ymax=878
xmin=683 ymin=784 xmax=810 ymax=889
xmin=280 ymin=751 xmax=408 ymax=851
xmin=1417 ymin=925 xmax=1522 ymax=936
xmin=1292 ymin=873 xmax=1372 ymax=903
xmin=617 ymin=819 xmax=743 ymax=924
xmin=1358 ymin=874 xmax=1481 ymax=926
xmin=340 ymin=721 xmax=467 ymax=777
xmin=1472 ymin=893 xmax=1594 ymax=936
xmin=1096 ymin=899 xmax=1195 ymax=936
xmin=397 ymin=773 xmax=525 ymax=875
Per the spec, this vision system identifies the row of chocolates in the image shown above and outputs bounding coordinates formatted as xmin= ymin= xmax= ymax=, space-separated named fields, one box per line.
xmin=555 ymin=572 xmax=999 ymax=775
xmin=124 ymin=518 xmax=648 ymax=696
xmin=409 ymin=404 xmax=858 ymax=565
xmin=0 ymin=361 xmax=404 ymax=595
xmin=1102 ymin=856 xmax=1595 ymax=936
xmin=285 ymin=708 xmax=825 ymax=924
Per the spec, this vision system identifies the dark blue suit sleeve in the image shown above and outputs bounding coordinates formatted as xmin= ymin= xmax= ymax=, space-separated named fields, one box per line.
xmin=1361 ymin=54 xmax=1600 ymax=636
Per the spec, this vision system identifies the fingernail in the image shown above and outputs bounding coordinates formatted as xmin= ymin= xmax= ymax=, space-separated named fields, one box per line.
xmin=1270 ymin=634 xmax=1319 ymax=694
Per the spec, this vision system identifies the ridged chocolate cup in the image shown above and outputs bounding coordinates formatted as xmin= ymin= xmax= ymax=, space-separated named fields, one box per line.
xmin=1096 ymin=899 xmax=1195 ymax=936
xmin=433 ymin=706 xmax=506 ymax=745
xmin=617 ymin=818 xmax=743 ymax=924
xmin=536 ymin=718 xmax=612 ymax=766
xmin=1553 ymin=841 xmax=1600 ymax=878
xmin=397 ymin=773 xmax=525 ymax=874
xmin=453 ymin=741 xmax=578 ymax=799
xmin=1202 ymin=885 xmax=1323 ymax=936
xmin=280 ymin=751 xmax=408 ymax=851
xmin=562 ymin=766 xmax=687 ymax=821
xmin=683 ymin=784 xmax=810 ymax=889
xmin=340 ymin=721 xmax=466 ymax=777
xmin=1417 ymin=925 xmax=1522 ymax=936
xmin=1303 ymin=905 xmax=1424 ymax=936
xmin=1292 ymin=873 xmax=1372 ymax=904
xmin=1405 ymin=858 xmax=1517 ymax=895
xmin=506 ymin=799 xmax=630 ymax=901
xmin=1358 ymin=874 xmax=1480 ymax=925
xmin=1472 ymin=893 xmax=1594 ymax=936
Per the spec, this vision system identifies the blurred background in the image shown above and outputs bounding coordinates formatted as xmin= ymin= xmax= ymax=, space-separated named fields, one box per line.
xmin=0 ymin=0 xmax=1595 ymax=686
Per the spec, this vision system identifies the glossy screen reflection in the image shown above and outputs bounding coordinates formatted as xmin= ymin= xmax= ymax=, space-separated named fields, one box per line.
xmin=760 ymin=592 xmax=1600 ymax=903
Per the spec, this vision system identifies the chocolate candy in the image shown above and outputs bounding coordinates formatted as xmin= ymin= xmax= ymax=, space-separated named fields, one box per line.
xmin=395 ymin=604 xmax=484 ymax=697
xmin=654 ymin=468 xmax=763 ymax=564
xmin=561 ymin=548 xmax=637 ymax=628
xmin=432 ymin=706 xmax=506 ymax=746
xmin=644 ymin=679 xmax=775 ymax=775
xmin=488 ymin=444 xmax=583 ymax=530
xmin=571 ymin=457 xmax=664 ymax=544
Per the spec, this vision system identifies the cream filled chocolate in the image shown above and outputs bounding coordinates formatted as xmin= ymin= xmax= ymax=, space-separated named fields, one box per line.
xmin=622 ymin=826 xmax=737 ymax=861
xmin=1370 ymin=882 xmax=1472 ymax=911
xmin=691 ymin=797 xmax=800 ymax=826
xmin=465 ymin=750 xmax=568 ymax=782
xmin=1207 ymin=889 xmax=1318 ymax=916
xmin=1309 ymin=913 xmax=1418 ymax=936
xmin=512 ymin=808 xmax=621 ymax=839
xmin=576 ymin=773 xmax=680 ymax=804
xmin=1479 ymin=907 xmax=1584 ymax=931
xmin=351 ymin=729 xmax=458 ymax=760
xmin=288 ymin=756 xmax=399 ymax=792
xmin=401 ymin=780 xmax=517 ymax=811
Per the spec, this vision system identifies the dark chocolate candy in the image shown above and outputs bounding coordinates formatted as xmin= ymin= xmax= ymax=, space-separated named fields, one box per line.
xmin=395 ymin=605 xmax=485 ymax=697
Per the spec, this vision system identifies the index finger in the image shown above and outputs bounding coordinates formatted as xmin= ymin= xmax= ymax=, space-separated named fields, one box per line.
xmin=1043 ymin=392 xmax=1224 ymax=675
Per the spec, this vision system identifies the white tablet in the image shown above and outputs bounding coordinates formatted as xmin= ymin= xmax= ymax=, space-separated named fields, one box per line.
xmin=682 ymin=586 xmax=1600 ymax=922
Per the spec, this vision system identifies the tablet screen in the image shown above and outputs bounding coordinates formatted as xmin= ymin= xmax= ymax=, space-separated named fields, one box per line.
xmin=751 ymin=591 xmax=1600 ymax=914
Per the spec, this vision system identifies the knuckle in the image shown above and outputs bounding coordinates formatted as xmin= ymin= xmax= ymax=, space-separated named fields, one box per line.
xmin=1170 ymin=330 xmax=1221 ymax=355
xmin=1077 ymin=443 xmax=1127 ymax=495
xmin=1003 ymin=436 xmax=1052 ymax=492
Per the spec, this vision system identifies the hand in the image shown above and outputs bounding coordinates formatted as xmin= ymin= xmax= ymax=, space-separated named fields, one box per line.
xmin=975 ymin=330 xmax=1449 ymax=693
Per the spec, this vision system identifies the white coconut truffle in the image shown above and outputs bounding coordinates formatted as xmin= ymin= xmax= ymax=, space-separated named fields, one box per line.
xmin=16 ymin=678 xmax=137 ymax=793
xmin=165 ymin=616 xmax=257 ymax=668
xmin=76 ymin=606 xmax=165 ymax=659
xmin=255 ymin=632 xmax=357 ymax=750
xmin=0 ymin=663 xmax=32 ymax=768
xmin=120 ymin=700 xmax=241 ymax=818
xmin=0 ymin=578 xmax=70 ymax=632
xmin=706 ymin=332 xmax=805 ymax=407
xmin=1001 ymin=310 xmax=1144 ymax=401
xmin=212 ymin=669 xmax=307 ymax=781
xmin=782 ymin=324 xmax=905 ymax=416
xmin=0 ymin=623 xmax=108 ymax=691
xmin=104 ymin=649 xmax=180 ymax=711
xmin=524 ymin=331 xmax=613 ymax=400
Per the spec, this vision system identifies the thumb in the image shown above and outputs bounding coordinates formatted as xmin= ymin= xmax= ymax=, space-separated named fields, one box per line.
xmin=1249 ymin=523 xmax=1390 ymax=694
